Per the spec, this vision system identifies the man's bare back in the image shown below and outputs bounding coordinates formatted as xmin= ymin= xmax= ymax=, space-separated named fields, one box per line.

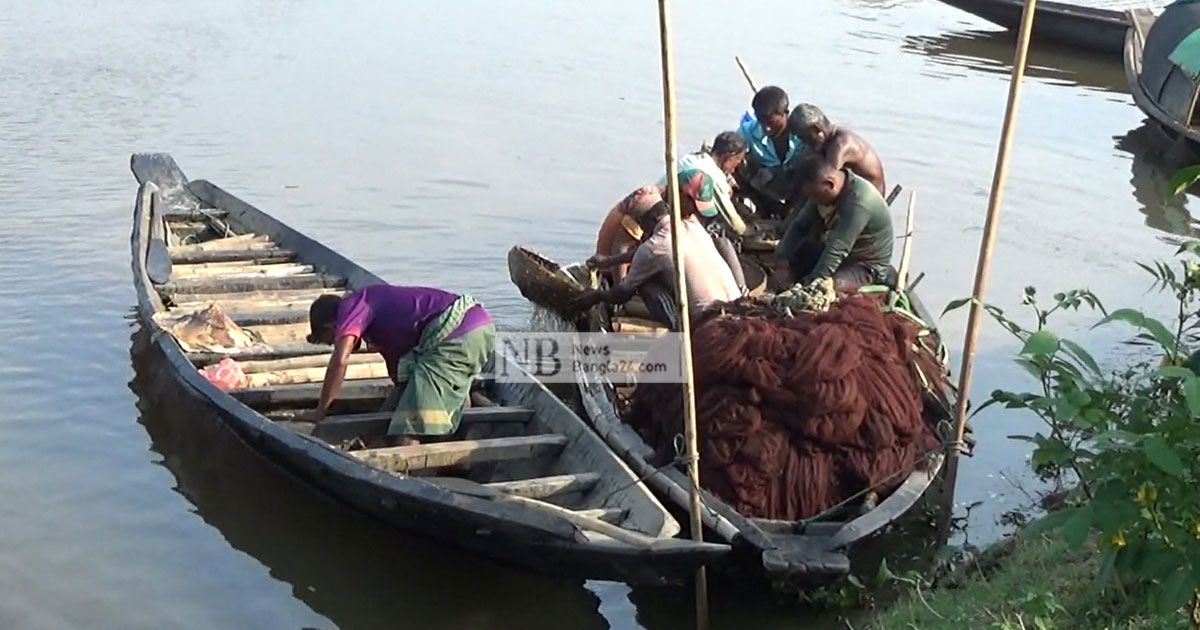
xmin=822 ymin=127 xmax=886 ymax=195
xmin=788 ymin=103 xmax=887 ymax=196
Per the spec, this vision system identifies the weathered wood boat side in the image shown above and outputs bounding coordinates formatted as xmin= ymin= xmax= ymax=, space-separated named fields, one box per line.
xmin=935 ymin=0 xmax=1130 ymax=55
xmin=1124 ymin=7 xmax=1200 ymax=149
xmin=129 ymin=153 xmax=728 ymax=583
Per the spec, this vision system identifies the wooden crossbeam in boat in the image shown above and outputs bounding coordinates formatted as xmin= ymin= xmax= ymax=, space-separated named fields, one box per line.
xmin=169 ymin=287 xmax=345 ymax=311
xmin=299 ymin=406 xmax=530 ymax=440
xmin=574 ymin=507 xmax=628 ymax=524
xmin=353 ymin=434 xmax=568 ymax=472
xmin=187 ymin=341 xmax=367 ymax=366
xmin=485 ymin=472 xmax=599 ymax=499
xmin=238 ymin=353 xmax=382 ymax=374
xmin=231 ymin=377 xmax=394 ymax=407
xmin=171 ymin=247 xmax=297 ymax=264
xmin=163 ymin=209 xmax=229 ymax=221
xmin=171 ymin=262 xmax=313 ymax=278
xmin=244 ymin=322 xmax=316 ymax=345
xmin=164 ymin=273 xmax=344 ymax=295
xmin=613 ymin=317 xmax=667 ymax=333
xmin=244 ymin=361 xmax=390 ymax=388
xmin=171 ymin=234 xmax=270 ymax=254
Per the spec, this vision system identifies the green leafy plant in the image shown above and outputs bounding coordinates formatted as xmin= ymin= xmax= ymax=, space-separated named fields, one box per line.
xmin=945 ymin=241 xmax=1200 ymax=623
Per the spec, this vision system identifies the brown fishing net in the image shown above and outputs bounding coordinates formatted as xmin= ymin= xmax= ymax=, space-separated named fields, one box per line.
xmin=625 ymin=294 xmax=947 ymax=521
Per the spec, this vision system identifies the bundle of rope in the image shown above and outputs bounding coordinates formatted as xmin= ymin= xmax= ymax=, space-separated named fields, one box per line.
xmin=625 ymin=293 xmax=947 ymax=521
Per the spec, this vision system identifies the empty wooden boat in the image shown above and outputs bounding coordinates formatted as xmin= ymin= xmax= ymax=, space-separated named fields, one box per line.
xmin=1124 ymin=6 xmax=1200 ymax=153
xmin=934 ymin=0 xmax=1131 ymax=56
xmin=128 ymin=153 xmax=727 ymax=583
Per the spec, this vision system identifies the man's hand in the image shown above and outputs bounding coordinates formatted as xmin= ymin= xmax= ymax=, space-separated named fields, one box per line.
xmin=569 ymin=290 xmax=605 ymax=313
xmin=586 ymin=254 xmax=611 ymax=269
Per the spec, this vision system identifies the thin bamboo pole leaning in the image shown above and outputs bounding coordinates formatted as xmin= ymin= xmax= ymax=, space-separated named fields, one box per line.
xmin=735 ymin=55 xmax=759 ymax=93
xmin=896 ymin=191 xmax=917 ymax=289
xmin=657 ymin=0 xmax=709 ymax=627
xmin=952 ymin=0 xmax=1040 ymax=451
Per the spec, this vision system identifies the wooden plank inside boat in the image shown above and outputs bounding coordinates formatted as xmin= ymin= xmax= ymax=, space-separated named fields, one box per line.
xmin=485 ymin=472 xmax=599 ymax=499
xmin=171 ymin=247 xmax=297 ymax=264
xmin=353 ymin=434 xmax=569 ymax=472
xmin=164 ymin=272 xmax=343 ymax=295
xmin=299 ymin=406 xmax=531 ymax=440
xmin=232 ymin=378 xmax=395 ymax=407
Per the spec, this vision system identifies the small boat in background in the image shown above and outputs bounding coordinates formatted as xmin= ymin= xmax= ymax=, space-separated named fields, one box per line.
xmin=128 ymin=153 xmax=727 ymax=583
xmin=934 ymin=0 xmax=1131 ymax=56
xmin=1124 ymin=4 xmax=1200 ymax=153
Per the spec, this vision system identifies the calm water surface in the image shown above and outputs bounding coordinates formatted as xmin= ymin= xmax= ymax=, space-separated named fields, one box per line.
xmin=0 ymin=0 xmax=1187 ymax=628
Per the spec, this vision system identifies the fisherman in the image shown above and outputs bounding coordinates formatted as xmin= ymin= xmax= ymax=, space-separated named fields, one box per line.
xmin=301 ymin=285 xmax=495 ymax=446
xmin=789 ymin=103 xmax=887 ymax=195
xmin=735 ymin=85 xmax=806 ymax=217
xmin=592 ymin=131 xmax=749 ymax=288
xmin=777 ymin=156 xmax=894 ymax=292
xmin=574 ymin=169 xmax=741 ymax=330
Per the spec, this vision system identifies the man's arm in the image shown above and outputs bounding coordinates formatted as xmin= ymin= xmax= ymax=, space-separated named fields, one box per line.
xmin=803 ymin=201 xmax=872 ymax=284
xmin=776 ymin=199 xmax=818 ymax=261
xmin=308 ymin=334 xmax=358 ymax=422
xmin=587 ymin=248 xmax=637 ymax=269
xmin=830 ymin=132 xmax=887 ymax=195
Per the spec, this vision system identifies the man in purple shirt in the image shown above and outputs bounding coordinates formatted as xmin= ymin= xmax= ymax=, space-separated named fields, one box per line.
xmin=303 ymin=284 xmax=495 ymax=445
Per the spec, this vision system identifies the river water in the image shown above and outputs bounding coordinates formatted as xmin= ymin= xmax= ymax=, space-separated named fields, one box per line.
xmin=0 ymin=0 xmax=1187 ymax=628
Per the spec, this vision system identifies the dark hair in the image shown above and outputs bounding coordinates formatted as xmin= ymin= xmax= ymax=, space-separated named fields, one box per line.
xmin=306 ymin=294 xmax=343 ymax=344
xmin=751 ymin=86 xmax=789 ymax=118
xmin=711 ymin=131 xmax=747 ymax=157
xmin=789 ymin=103 xmax=830 ymax=135
xmin=793 ymin=154 xmax=838 ymax=187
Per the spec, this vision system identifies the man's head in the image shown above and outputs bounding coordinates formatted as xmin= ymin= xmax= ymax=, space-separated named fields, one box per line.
xmin=639 ymin=200 xmax=671 ymax=233
xmin=751 ymin=86 xmax=789 ymax=138
xmin=306 ymin=294 xmax=343 ymax=345
xmin=789 ymin=103 xmax=833 ymax=148
xmin=794 ymin=155 xmax=846 ymax=205
xmin=710 ymin=131 xmax=748 ymax=174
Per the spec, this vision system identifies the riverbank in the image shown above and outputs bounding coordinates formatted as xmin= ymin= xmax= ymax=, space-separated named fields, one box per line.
xmin=869 ymin=519 xmax=1171 ymax=629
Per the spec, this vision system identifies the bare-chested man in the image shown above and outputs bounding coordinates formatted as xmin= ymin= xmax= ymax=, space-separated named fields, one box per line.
xmin=788 ymin=103 xmax=886 ymax=196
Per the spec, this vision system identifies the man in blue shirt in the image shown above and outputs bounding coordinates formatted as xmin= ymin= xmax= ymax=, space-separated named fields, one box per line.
xmin=736 ymin=86 xmax=806 ymax=217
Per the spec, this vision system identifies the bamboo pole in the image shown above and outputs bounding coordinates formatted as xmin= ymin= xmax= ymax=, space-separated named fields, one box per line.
xmin=952 ymin=0 xmax=1039 ymax=452
xmin=735 ymin=55 xmax=758 ymax=93
xmin=657 ymin=1 xmax=709 ymax=627
xmin=896 ymin=191 xmax=917 ymax=290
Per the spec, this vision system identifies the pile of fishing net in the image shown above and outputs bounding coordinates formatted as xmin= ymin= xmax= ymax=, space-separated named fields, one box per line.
xmin=625 ymin=293 xmax=947 ymax=521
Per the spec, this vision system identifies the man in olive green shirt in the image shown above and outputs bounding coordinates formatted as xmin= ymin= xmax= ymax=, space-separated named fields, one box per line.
xmin=776 ymin=156 xmax=893 ymax=291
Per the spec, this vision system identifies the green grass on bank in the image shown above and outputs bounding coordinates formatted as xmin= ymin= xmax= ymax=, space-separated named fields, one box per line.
xmin=868 ymin=527 xmax=1179 ymax=629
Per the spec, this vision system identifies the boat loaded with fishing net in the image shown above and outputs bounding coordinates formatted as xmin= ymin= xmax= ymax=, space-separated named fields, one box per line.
xmin=508 ymin=189 xmax=969 ymax=584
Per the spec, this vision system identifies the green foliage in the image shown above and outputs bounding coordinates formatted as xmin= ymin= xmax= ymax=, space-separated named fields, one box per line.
xmin=949 ymin=242 xmax=1200 ymax=622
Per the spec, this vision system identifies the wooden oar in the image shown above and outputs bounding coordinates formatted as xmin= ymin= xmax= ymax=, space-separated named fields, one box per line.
xmin=896 ymin=190 xmax=917 ymax=289
xmin=426 ymin=477 xmax=655 ymax=548
xmin=145 ymin=183 xmax=173 ymax=285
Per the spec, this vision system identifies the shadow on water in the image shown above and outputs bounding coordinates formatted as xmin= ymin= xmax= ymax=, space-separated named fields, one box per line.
xmin=1115 ymin=122 xmax=1200 ymax=240
xmin=901 ymin=27 xmax=1128 ymax=93
xmin=125 ymin=320 xmax=611 ymax=630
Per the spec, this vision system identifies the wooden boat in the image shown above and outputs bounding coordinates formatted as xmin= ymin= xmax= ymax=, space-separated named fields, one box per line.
xmin=507 ymin=218 xmax=962 ymax=583
xmin=128 ymin=153 xmax=728 ymax=583
xmin=934 ymin=0 xmax=1131 ymax=56
xmin=1124 ymin=5 xmax=1200 ymax=152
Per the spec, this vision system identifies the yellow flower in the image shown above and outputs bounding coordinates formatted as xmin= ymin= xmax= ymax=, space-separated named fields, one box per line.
xmin=1136 ymin=483 xmax=1158 ymax=506
xmin=1192 ymin=520 xmax=1200 ymax=539
xmin=1111 ymin=531 xmax=1127 ymax=549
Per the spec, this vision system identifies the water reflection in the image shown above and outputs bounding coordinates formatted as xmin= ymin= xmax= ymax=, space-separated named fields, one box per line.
xmin=1116 ymin=122 xmax=1199 ymax=240
xmin=902 ymin=28 xmax=1128 ymax=93
xmin=126 ymin=324 xmax=611 ymax=630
